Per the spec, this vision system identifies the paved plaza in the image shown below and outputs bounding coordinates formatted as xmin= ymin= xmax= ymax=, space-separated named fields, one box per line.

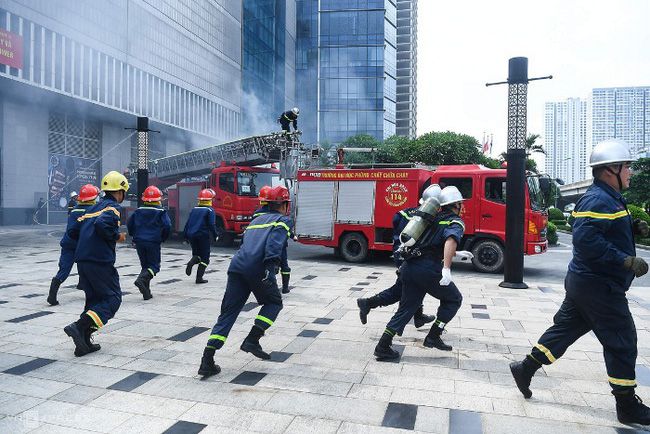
xmin=1 ymin=229 xmax=650 ymax=433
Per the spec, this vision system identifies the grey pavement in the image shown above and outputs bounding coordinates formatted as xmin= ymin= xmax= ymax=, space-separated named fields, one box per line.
xmin=1 ymin=226 xmax=650 ymax=433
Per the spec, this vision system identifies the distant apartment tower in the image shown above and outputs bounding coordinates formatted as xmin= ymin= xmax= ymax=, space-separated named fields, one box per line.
xmin=395 ymin=0 xmax=417 ymax=139
xmin=544 ymin=98 xmax=588 ymax=184
xmin=296 ymin=0 xmax=398 ymax=144
xmin=591 ymin=86 xmax=650 ymax=159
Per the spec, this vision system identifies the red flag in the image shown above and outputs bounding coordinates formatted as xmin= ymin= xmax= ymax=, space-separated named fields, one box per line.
xmin=482 ymin=138 xmax=489 ymax=154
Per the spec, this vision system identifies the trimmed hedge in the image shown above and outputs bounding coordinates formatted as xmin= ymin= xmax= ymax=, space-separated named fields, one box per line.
xmin=547 ymin=221 xmax=558 ymax=245
xmin=548 ymin=207 xmax=565 ymax=222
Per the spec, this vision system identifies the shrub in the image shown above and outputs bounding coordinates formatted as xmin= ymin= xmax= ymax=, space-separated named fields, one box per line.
xmin=547 ymin=221 xmax=558 ymax=245
xmin=548 ymin=207 xmax=565 ymax=222
xmin=551 ymin=219 xmax=567 ymax=227
xmin=628 ymin=204 xmax=650 ymax=224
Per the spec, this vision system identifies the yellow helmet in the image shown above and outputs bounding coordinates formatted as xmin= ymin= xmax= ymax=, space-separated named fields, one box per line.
xmin=101 ymin=171 xmax=130 ymax=192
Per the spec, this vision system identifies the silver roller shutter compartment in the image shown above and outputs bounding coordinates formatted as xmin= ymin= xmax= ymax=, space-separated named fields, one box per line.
xmin=295 ymin=181 xmax=335 ymax=238
xmin=336 ymin=181 xmax=375 ymax=224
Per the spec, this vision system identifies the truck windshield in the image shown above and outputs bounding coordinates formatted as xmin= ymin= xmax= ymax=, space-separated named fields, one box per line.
xmin=237 ymin=171 xmax=280 ymax=196
xmin=526 ymin=176 xmax=544 ymax=211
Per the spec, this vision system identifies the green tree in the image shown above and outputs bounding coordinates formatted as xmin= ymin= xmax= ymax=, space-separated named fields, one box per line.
xmin=525 ymin=133 xmax=546 ymax=157
xmin=377 ymin=131 xmax=484 ymax=165
xmin=624 ymin=157 xmax=650 ymax=211
xmin=338 ymin=134 xmax=380 ymax=164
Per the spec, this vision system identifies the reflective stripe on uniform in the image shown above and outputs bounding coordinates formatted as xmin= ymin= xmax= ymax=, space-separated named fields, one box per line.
xmin=209 ymin=334 xmax=227 ymax=342
xmin=138 ymin=207 xmax=164 ymax=210
xmin=280 ymin=271 xmax=291 ymax=275
xmin=256 ymin=315 xmax=274 ymax=326
xmin=77 ymin=206 xmax=120 ymax=222
xmin=439 ymin=220 xmax=466 ymax=231
xmin=252 ymin=212 xmax=267 ymax=218
xmin=86 ymin=310 xmax=104 ymax=328
xmin=608 ymin=377 xmax=636 ymax=387
xmin=71 ymin=209 xmax=85 ymax=213
xmin=245 ymin=221 xmax=291 ymax=237
xmin=534 ymin=343 xmax=556 ymax=363
xmin=147 ymin=268 xmax=155 ymax=277
xmin=383 ymin=328 xmax=395 ymax=336
xmin=571 ymin=210 xmax=629 ymax=220
xmin=199 ymin=262 xmax=208 ymax=267
xmin=399 ymin=210 xmax=413 ymax=220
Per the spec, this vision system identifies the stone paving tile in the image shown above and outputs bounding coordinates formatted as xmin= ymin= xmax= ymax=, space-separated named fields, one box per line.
xmin=50 ymin=385 xmax=107 ymax=404
xmin=0 ymin=391 xmax=44 ymax=416
xmin=180 ymin=401 xmax=294 ymax=433
xmin=111 ymin=414 xmax=177 ymax=434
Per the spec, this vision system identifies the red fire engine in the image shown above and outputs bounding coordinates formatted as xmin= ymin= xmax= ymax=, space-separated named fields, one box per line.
xmin=294 ymin=164 xmax=548 ymax=273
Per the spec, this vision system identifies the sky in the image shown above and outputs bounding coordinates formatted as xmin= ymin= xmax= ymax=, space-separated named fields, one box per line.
xmin=416 ymin=0 xmax=650 ymax=164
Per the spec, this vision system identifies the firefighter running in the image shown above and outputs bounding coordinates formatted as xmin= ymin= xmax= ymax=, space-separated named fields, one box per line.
xmin=374 ymin=186 xmax=466 ymax=360
xmin=252 ymin=185 xmax=294 ymax=294
xmin=184 ymin=188 xmax=219 ymax=284
xmin=198 ymin=185 xmax=293 ymax=378
xmin=127 ymin=185 xmax=172 ymax=300
xmin=63 ymin=171 xmax=129 ymax=357
xmin=47 ymin=184 xmax=100 ymax=306
xmin=356 ymin=185 xmax=442 ymax=326
xmin=509 ymin=139 xmax=650 ymax=425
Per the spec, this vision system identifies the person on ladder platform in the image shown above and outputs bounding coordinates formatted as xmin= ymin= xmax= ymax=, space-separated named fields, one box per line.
xmin=374 ymin=186 xmax=466 ymax=361
xmin=64 ymin=171 xmax=129 ymax=357
xmin=47 ymin=184 xmax=100 ymax=306
xmin=127 ymin=186 xmax=172 ymax=300
xmin=198 ymin=185 xmax=293 ymax=378
xmin=510 ymin=139 xmax=650 ymax=425
xmin=278 ymin=107 xmax=299 ymax=134
xmin=184 ymin=188 xmax=219 ymax=284
xmin=252 ymin=185 xmax=294 ymax=294
xmin=356 ymin=185 xmax=441 ymax=327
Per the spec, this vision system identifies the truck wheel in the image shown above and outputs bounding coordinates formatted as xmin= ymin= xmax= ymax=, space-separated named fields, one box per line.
xmin=340 ymin=233 xmax=368 ymax=263
xmin=471 ymin=239 xmax=505 ymax=273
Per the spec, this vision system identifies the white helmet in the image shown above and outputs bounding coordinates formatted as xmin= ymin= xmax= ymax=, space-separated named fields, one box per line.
xmin=589 ymin=139 xmax=635 ymax=167
xmin=291 ymin=107 xmax=299 ymax=115
xmin=419 ymin=184 xmax=442 ymax=205
xmin=439 ymin=186 xmax=464 ymax=206
xmin=70 ymin=191 xmax=78 ymax=198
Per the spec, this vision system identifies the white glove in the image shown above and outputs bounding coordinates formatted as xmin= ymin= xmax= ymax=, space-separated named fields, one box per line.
xmin=439 ymin=267 xmax=452 ymax=286
xmin=455 ymin=251 xmax=474 ymax=262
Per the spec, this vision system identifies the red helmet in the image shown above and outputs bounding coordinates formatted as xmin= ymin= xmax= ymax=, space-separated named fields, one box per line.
xmin=267 ymin=185 xmax=291 ymax=203
xmin=78 ymin=184 xmax=100 ymax=202
xmin=198 ymin=188 xmax=216 ymax=201
xmin=142 ymin=185 xmax=162 ymax=202
xmin=259 ymin=185 xmax=272 ymax=202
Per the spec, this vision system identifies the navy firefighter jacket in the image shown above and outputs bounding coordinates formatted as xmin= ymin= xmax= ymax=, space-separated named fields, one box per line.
xmin=392 ymin=207 xmax=418 ymax=267
xmin=406 ymin=210 xmax=465 ymax=271
xmin=127 ymin=205 xmax=172 ymax=244
xmin=60 ymin=204 xmax=93 ymax=250
xmin=228 ymin=211 xmax=292 ymax=279
xmin=568 ymin=178 xmax=636 ymax=289
xmin=74 ymin=196 xmax=123 ymax=264
xmin=183 ymin=205 xmax=218 ymax=240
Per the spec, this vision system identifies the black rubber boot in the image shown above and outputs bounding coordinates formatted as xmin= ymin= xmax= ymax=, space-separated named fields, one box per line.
xmin=64 ymin=315 xmax=93 ymax=357
xmin=240 ymin=326 xmax=270 ymax=360
xmin=76 ymin=282 xmax=83 ymax=290
xmin=423 ymin=326 xmax=452 ymax=351
xmin=509 ymin=356 xmax=541 ymax=399
xmin=198 ymin=348 xmax=221 ymax=378
xmin=357 ymin=296 xmax=381 ymax=325
xmin=281 ymin=274 xmax=291 ymax=294
xmin=616 ymin=391 xmax=650 ymax=425
xmin=195 ymin=264 xmax=208 ymax=284
xmin=82 ymin=327 xmax=101 ymax=356
xmin=374 ymin=332 xmax=400 ymax=360
xmin=134 ymin=270 xmax=153 ymax=300
xmin=47 ymin=277 xmax=62 ymax=306
xmin=413 ymin=305 xmax=435 ymax=328
xmin=185 ymin=255 xmax=200 ymax=276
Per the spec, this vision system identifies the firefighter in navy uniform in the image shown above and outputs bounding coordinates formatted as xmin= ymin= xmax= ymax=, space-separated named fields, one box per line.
xmin=510 ymin=139 xmax=650 ymax=425
xmin=356 ymin=185 xmax=442 ymax=326
xmin=127 ymin=186 xmax=172 ymax=300
xmin=184 ymin=188 xmax=219 ymax=284
xmin=63 ymin=171 xmax=129 ymax=357
xmin=278 ymin=107 xmax=299 ymax=133
xmin=374 ymin=186 xmax=466 ymax=360
xmin=253 ymin=185 xmax=294 ymax=294
xmin=198 ymin=185 xmax=293 ymax=377
xmin=47 ymin=184 xmax=100 ymax=306
xmin=67 ymin=191 xmax=78 ymax=215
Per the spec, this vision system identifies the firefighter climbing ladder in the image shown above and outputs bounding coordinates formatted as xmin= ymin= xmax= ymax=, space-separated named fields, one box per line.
xmin=149 ymin=131 xmax=311 ymax=180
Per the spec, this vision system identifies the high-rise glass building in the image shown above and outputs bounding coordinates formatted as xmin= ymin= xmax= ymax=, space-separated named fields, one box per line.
xmin=296 ymin=0 xmax=398 ymax=144
xmin=395 ymin=0 xmax=417 ymax=139
xmin=591 ymin=87 xmax=650 ymax=159
xmin=0 ymin=1 xmax=242 ymax=224
xmin=544 ymin=98 xmax=588 ymax=184
xmin=242 ymin=0 xmax=296 ymax=134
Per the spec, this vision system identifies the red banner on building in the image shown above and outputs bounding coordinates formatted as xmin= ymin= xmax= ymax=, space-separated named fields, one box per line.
xmin=0 ymin=29 xmax=23 ymax=69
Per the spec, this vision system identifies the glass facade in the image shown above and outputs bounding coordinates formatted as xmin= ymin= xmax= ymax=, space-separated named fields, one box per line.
xmin=242 ymin=0 xmax=296 ymax=134
xmin=544 ymin=98 xmax=588 ymax=184
xmin=297 ymin=0 xmax=397 ymax=144
xmin=395 ymin=0 xmax=417 ymax=138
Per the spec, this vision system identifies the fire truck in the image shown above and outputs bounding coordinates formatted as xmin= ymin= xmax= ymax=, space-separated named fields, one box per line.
xmin=294 ymin=164 xmax=549 ymax=273
xmin=147 ymin=132 xmax=310 ymax=246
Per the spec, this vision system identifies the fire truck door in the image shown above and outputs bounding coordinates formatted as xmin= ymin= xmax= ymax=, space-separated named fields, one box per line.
xmin=295 ymin=181 xmax=336 ymax=239
xmin=439 ymin=176 xmax=474 ymax=234
xmin=479 ymin=176 xmax=507 ymax=237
